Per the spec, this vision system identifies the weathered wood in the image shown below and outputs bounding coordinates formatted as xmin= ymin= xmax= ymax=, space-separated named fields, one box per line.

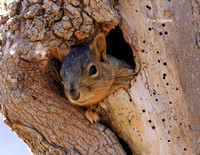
xmin=100 ymin=0 xmax=199 ymax=154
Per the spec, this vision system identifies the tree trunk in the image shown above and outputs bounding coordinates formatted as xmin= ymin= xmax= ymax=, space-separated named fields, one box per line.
xmin=0 ymin=0 xmax=125 ymax=154
xmin=0 ymin=0 xmax=199 ymax=155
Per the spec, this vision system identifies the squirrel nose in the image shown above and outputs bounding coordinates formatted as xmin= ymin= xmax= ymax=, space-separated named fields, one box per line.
xmin=69 ymin=89 xmax=80 ymax=100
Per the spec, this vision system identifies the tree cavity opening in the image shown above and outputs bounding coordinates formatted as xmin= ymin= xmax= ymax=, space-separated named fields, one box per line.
xmin=106 ymin=26 xmax=136 ymax=70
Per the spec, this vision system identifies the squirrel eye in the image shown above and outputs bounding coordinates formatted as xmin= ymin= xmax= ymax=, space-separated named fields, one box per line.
xmin=89 ymin=65 xmax=97 ymax=76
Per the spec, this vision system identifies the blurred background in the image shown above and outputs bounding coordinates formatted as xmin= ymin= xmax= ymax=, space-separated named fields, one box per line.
xmin=0 ymin=115 xmax=30 ymax=155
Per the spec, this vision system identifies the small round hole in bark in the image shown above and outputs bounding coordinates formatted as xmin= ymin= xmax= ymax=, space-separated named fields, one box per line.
xmin=166 ymin=83 xmax=169 ymax=86
xmin=184 ymin=148 xmax=187 ymax=151
xmin=142 ymin=50 xmax=145 ymax=53
xmin=143 ymin=40 xmax=146 ymax=43
xmin=158 ymin=60 xmax=160 ymax=63
xmin=162 ymin=23 xmax=166 ymax=27
xmin=148 ymin=120 xmax=152 ymax=123
xmin=136 ymin=9 xmax=138 ymax=12
xmin=146 ymin=5 xmax=151 ymax=10
xmin=163 ymin=62 xmax=167 ymax=66
xmin=157 ymin=51 xmax=159 ymax=54
xmin=176 ymin=87 xmax=179 ymax=90
xmin=162 ymin=119 xmax=165 ymax=122
xmin=169 ymin=101 xmax=172 ymax=104
xmin=142 ymin=109 xmax=145 ymax=113
xmin=163 ymin=73 xmax=167 ymax=79
xmin=155 ymin=99 xmax=158 ymax=101
xmin=149 ymin=28 xmax=152 ymax=31
xmin=165 ymin=31 xmax=168 ymax=35
xmin=152 ymin=126 xmax=155 ymax=129
xmin=168 ymin=140 xmax=171 ymax=142
xmin=106 ymin=26 xmax=135 ymax=68
xmin=159 ymin=32 xmax=163 ymax=35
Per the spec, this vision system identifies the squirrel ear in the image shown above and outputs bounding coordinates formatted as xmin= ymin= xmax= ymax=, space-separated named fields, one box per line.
xmin=50 ymin=47 xmax=70 ymax=62
xmin=90 ymin=33 xmax=107 ymax=63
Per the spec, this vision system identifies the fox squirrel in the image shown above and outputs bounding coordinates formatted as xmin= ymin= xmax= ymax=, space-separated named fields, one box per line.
xmin=50 ymin=34 xmax=135 ymax=124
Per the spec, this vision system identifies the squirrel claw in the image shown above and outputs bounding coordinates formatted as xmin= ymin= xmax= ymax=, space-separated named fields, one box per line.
xmin=85 ymin=107 xmax=100 ymax=124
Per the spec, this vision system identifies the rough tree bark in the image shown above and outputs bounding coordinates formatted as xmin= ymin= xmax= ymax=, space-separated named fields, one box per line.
xmin=0 ymin=0 xmax=125 ymax=154
xmin=0 ymin=0 xmax=199 ymax=155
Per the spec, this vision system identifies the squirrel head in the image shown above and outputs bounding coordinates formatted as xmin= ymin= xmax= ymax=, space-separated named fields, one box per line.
xmin=56 ymin=34 xmax=115 ymax=106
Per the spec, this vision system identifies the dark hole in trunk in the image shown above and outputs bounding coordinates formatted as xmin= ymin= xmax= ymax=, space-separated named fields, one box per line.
xmin=117 ymin=136 xmax=132 ymax=155
xmin=106 ymin=26 xmax=135 ymax=69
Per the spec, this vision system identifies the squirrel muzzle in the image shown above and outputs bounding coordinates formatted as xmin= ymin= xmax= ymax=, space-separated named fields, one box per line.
xmin=69 ymin=88 xmax=80 ymax=101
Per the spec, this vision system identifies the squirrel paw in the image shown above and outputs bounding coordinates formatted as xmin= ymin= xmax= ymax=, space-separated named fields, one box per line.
xmin=85 ymin=106 xmax=100 ymax=124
